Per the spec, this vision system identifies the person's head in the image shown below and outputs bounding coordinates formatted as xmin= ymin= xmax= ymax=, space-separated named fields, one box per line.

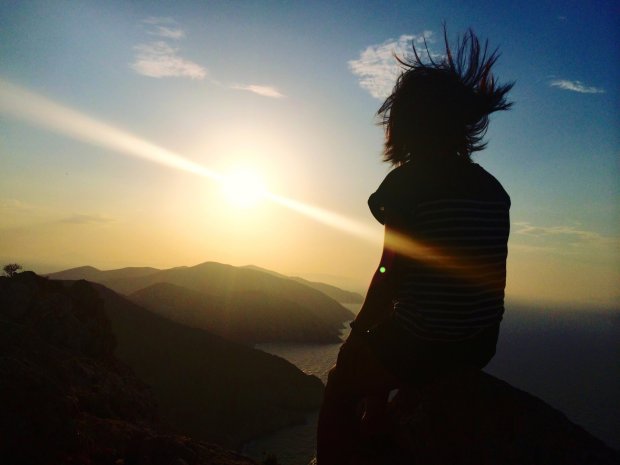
xmin=378 ymin=27 xmax=514 ymax=165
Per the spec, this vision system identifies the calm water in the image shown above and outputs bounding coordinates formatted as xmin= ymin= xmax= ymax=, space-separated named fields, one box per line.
xmin=242 ymin=304 xmax=357 ymax=465
xmin=243 ymin=304 xmax=620 ymax=464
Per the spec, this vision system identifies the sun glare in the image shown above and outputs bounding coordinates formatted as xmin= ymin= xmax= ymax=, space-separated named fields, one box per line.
xmin=221 ymin=168 xmax=268 ymax=208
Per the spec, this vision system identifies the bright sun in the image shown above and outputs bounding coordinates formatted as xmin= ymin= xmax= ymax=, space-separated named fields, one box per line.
xmin=221 ymin=168 xmax=268 ymax=208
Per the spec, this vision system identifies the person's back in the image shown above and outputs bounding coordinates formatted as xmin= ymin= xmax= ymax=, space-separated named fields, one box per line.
xmin=317 ymin=27 xmax=514 ymax=465
xmin=371 ymin=158 xmax=510 ymax=343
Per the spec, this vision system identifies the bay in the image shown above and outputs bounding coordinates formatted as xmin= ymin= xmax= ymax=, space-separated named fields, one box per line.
xmin=242 ymin=303 xmax=359 ymax=465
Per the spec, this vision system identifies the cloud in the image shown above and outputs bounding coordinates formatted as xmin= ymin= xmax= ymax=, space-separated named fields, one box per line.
xmin=549 ymin=79 xmax=605 ymax=94
xmin=131 ymin=41 xmax=206 ymax=79
xmin=148 ymin=26 xmax=185 ymax=40
xmin=60 ymin=214 xmax=115 ymax=225
xmin=132 ymin=17 xmax=283 ymax=96
xmin=132 ymin=18 xmax=206 ymax=79
xmin=0 ymin=199 xmax=46 ymax=227
xmin=231 ymin=84 xmax=285 ymax=98
xmin=142 ymin=17 xmax=185 ymax=40
xmin=513 ymin=222 xmax=617 ymax=247
xmin=348 ymin=31 xmax=436 ymax=99
xmin=142 ymin=16 xmax=176 ymax=25
xmin=0 ymin=198 xmax=35 ymax=212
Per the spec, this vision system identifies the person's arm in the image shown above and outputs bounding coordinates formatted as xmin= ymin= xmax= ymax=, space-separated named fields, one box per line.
xmin=353 ymin=225 xmax=404 ymax=332
xmin=353 ymin=165 xmax=409 ymax=332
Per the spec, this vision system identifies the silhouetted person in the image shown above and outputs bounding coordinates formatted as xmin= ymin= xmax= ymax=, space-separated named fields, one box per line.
xmin=317 ymin=28 xmax=514 ymax=465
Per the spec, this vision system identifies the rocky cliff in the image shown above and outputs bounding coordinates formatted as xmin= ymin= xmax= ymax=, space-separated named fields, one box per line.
xmin=0 ymin=272 xmax=257 ymax=465
xmin=346 ymin=369 xmax=620 ymax=465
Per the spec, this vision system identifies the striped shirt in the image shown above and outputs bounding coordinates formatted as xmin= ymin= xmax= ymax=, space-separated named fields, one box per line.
xmin=370 ymin=159 xmax=510 ymax=342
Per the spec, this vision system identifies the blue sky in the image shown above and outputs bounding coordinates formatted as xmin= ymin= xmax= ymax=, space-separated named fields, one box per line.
xmin=1 ymin=0 xmax=618 ymax=307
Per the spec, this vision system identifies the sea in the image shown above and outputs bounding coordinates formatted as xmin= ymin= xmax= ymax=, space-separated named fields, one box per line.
xmin=242 ymin=303 xmax=357 ymax=465
xmin=243 ymin=303 xmax=620 ymax=464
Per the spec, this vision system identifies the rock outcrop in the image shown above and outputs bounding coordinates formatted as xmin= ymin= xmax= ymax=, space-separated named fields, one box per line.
xmin=351 ymin=369 xmax=620 ymax=465
xmin=0 ymin=272 xmax=256 ymax=465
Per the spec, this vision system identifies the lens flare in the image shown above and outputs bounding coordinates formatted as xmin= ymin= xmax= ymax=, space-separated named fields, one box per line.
xmin=0 ymin=78 xmax=380 ymax=240
xmin=0 ymin=78 xmax=474 ymax=279
xmin=0 ymin=78 xmax=222 ymax=182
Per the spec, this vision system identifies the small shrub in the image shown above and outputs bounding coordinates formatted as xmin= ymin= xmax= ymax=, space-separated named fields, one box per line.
xmin=3 ymin=263 xmax=22 ymax=277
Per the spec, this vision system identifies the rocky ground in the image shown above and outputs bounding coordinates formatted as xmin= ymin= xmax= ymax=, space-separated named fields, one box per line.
xmin=3 ymin=271 xmax=618 ymax=465
xmin=0 ymin=272 xmax=257 ymax=465
xmin=346 ymin=369 xmax=620 ymax=465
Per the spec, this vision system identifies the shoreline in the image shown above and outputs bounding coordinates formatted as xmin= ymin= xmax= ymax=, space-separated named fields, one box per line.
xmin=241 ymin=411 xmax=320 ymax=465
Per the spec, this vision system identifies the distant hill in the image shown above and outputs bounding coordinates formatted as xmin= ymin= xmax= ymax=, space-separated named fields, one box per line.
xmin=94 ymin=282 xmax=325 ymax=448
xmin=242 ymin=265 xmax=363 ymax=303
xmin=130 ymin=282 xmax=344 ymax=344
xmin=49 ymin=261 xmax=356 ymax=343
xmin=47 ymin=265 xmax=160 ymax=281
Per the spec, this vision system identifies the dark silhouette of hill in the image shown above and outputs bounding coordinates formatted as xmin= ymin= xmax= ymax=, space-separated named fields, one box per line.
xmin=4 ymin=272 xmax=618 ymax=465
xmin=243 ymin=265 xmax=363 ymax=303
xmin=487 ymin=302 xmax=620 ymax=450
xmin=93 ymin=281 xmax=325 ymax=448
xmin=349 ymin=369 xmax=620 ymax=465
xmin=130 ymin=281 xmax=344 ymax=344
xmin=49 ymin=261 xmax=356 ymax=343
xmin=0 ymin=271 xmax=257 ymax=465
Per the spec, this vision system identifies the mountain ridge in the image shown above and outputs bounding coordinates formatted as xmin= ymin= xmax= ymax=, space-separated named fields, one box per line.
xmin=129 ymin=281 xmax=344 ymax=344
xmin=48 ymin=261 xmax=362 ymax=303
xmin=48 ymin=261 xmax=356 ymax=344
xmin=242 ymin=265 xmax=363 ymax=303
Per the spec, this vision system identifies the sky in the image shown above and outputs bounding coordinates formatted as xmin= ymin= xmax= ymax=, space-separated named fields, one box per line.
xmin=1 ymin=0 xmax=618 ymax=308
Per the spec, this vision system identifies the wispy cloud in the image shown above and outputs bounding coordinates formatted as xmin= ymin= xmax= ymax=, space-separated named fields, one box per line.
xmin=231 ymin=84 xmax=285 ymax=98
xmin=513 ymin=222 xmax=617 ymax=247
xmin=132 ymin=18 xmax=206 ymax=79
xmin=60 ymin=214 xmax=115 ymax=225
xmin=348 ymin=31 xmax=436 ymax=99
xmin=549 ymin=79 xmax=605 ymax=94
xmin=132 ymin=18 xmax=284 ymax=96
xmin=0 ymin=198 xmax=35 ymax=212
xmin=0 ymin=198 xmax=47 ymax=227
xmin=0 ymin=200 xmax=114 ymax=230
xmin=148 ymin=26 xmax=185 ymax=40
xmin=142 ymin=17 xmax=186 ymax=40
xmin=132 ymin=41 xmax=206 ymax=79
xmin=142 ymin=16 xmax=176 ymax=25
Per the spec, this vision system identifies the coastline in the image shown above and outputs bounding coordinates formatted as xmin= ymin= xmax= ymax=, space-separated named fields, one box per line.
xmin=241 ymin=411 xmax=320 ymax=465
xmin=242 ymin=309 xmax=358 ymax=464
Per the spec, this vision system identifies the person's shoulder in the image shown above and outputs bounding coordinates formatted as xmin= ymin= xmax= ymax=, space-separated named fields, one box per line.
xmin=374 ymin=163 xmax=414 ymax=195
xmin=470 ymin=163 xmax=511 ymax=206
xmin=369 ymin=163 xmax=418 ymax=224
xmin=385 ymin=162 xmax=415 ymax=183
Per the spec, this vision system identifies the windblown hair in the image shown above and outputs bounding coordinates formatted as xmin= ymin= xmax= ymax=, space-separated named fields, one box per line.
xmin=378 ymin=28 xmax=514 ymax=164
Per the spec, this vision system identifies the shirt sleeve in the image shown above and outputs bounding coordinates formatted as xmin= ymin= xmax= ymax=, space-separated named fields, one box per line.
xmin=368 ymin=165 xmax=410 ymax=226
xmin=368 ymin=190 xmax=386 ymax=225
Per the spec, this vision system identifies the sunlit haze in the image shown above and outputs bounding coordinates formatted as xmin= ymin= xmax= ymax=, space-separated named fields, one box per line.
xmin=1 ymin=1 xmax=618 ymax=308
